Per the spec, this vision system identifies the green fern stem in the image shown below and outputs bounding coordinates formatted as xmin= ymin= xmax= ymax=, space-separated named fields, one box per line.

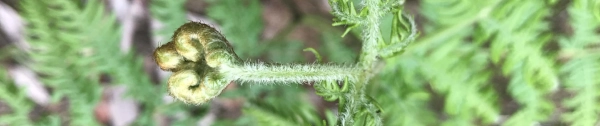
xmin=359 ymin=0 xmax=383 ymax=70
xmin=222 ymin=63 xmax=359 ymax=84
xmin=338 ymin=0 xmax=387 ymax=125
xmin=155 ymin=22 xmax=361 ymax=105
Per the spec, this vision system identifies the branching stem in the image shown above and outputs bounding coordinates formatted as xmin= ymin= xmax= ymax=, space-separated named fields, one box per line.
xmin=359 ymin=0 xmax=383 ymax=70
xmin=338 ymin=1 xmax=386 ymax=126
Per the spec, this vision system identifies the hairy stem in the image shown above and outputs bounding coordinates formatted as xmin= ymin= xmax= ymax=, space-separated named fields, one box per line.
xmin=339 ymin=1 xmax=385 ymax=126
xmin=359 ymin=1 xmax=382 ymax=70
xmin=222 ymin=62 xmax=360 ymax=84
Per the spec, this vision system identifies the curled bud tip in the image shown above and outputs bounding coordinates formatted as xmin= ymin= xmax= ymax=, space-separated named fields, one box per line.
xmin=154 ymin=42 xmax=185 ymax=71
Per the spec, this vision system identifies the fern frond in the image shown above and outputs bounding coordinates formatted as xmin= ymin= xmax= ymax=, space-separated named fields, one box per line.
xmin=560 ymin=55 xmax=600 ymax=125
xmin=0 ymin=66 xmax=34 ymax=126
xmin=206 ymin=0 xmax=264 ymax=58
xmin=504 ymin=69 xmax=554 ymax=125
xmin=421 ymin=0 xmax=489 ymax=26
xmin=422 ymin=38 xmax=499 ymax=125
xmin=371 ymin=55 xmax=437 ymax=126
xmin=415 ymin=0 xmax=497 ymax=52
xmin=244 ymin=106 xmax=298 ymax=126
xmin=150 ymin=0 xmax=187 ymax=44
xmin=411 ymin=0 xmax=503 ymax=125
xmin=321 ymin=32 xmax=357 ymax=63
xmin=559 ymin=0 xmax=600 ymax=125
xmin=244 ymin=87 xmax=324 ymax=126
xmin=481 ymin=0 xmax=557 ymax=124
xmin=20 ymin=0 xmax=120 ymax=125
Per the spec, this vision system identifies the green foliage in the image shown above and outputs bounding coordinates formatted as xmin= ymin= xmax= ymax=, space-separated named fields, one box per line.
xmin=8 ymin=0 xmax=600 ymax=125
xmin=405 ymin=0 xmax=502 ymax=125
xmin=243 ymin=87 xmax=323 ymax=126
xmin=0 ymin=66 xmax=34 ymax=125
xmin=102 ymin=53 xmax=162 ymax=125
xmin=20 ymin=0 xmax=163 ymax=125
xmin=206 ymin=0 xmax=264 ymax=58
xmin=315 ymin=79 xmax=349 ymax=102
xmin=266 ymin=40 xmax=306 ymax=63
xmin=150 ymin=0 xmax=187 ymax=43
xmin=422 ymin=40 xmax=498 ymax=125
xmin=20 ymin=0 xmax=112 ymax=125
xmin=372 ymin=56 xmax=438 ymax=126
xmin=403 ymin=0 xmax=554 ymax=125
xmin=559 ymin=0 xmax=600 ymax=125
xmin=320 ymin=32 xmax=357 ymax=63
xmin=368 ymin=0 xmax=501 ymax=125
xmin=480 ymin=1 xmax=557 ymax=125
xmin=372 ymin=0 xmax=597 ymax=125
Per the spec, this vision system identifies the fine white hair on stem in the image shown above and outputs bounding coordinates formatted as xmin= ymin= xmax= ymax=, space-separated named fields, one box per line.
xmin=221 ymin=62 xmax=360 ymax=85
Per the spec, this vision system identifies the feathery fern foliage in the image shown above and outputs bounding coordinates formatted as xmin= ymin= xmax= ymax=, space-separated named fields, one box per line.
xmin=150 ymin=0 xmax=187 ymax=44
xmin=20 ymin=0 xmax=116 ymax=125
xmin=483 ymin=1 xmax=557 ymax=125
xmin=0 ymin=66 xmax=36 ymax=125
xmin=243 ymin=87 xmax=328 ymax=126
xmin=206 ymin=0 xmax=264 ymax=58
xmin=376 ymin=0 xmax=502 ymax=125
xmin=21 ymin=0 xmax=161 ymax=125
xmin=559 ymin=0 xmax=600 ymax=125
xmin=376 ymin=0 xmax=562 ymax=125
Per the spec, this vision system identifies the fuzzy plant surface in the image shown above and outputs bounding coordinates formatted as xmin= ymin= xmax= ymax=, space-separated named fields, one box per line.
xmin=152 ymin=0 xmax=415 ymax=125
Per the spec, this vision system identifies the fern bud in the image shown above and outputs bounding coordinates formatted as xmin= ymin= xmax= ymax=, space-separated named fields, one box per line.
xmin=154 ymin=42 xmax=185 ymax=71
xmin=167 ymin=70 xmax=228 ymax=105
xmin=172 ymin=23 xmax=205 ymax=62
xmin=205 ymin=50 xmax=236 ymax=68
xmin=155 ymin=22 xmax=241 ymax=104
xmin=172 ymin=22 xmax=240 ymax=67
xmin=155 ymin=22 xmax=357 ymax=105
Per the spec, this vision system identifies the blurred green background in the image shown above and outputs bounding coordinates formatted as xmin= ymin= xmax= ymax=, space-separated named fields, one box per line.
xmin=0 ymin=0 xmax=599 ymax=125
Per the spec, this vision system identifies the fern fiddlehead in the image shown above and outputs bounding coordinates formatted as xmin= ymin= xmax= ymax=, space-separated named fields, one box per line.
xmin=154 ymin=22 xmax=240 ymax=105
xmin=154 ymin=22 xmax=359 ymax=105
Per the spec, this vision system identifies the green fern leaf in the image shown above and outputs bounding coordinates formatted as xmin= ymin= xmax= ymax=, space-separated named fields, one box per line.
xmin=559 ymin=0 xmax=600 ymax=125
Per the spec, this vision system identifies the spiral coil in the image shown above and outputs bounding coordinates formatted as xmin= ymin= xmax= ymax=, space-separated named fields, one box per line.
xmin=154 ymin=22 xmax=240 ymax=105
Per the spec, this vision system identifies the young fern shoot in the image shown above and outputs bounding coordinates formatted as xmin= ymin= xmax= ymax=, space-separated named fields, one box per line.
xmin=153 ymin=22 xmax=360 ymax=105
xmin=153 ymin=1 xmax=416 ymax=125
